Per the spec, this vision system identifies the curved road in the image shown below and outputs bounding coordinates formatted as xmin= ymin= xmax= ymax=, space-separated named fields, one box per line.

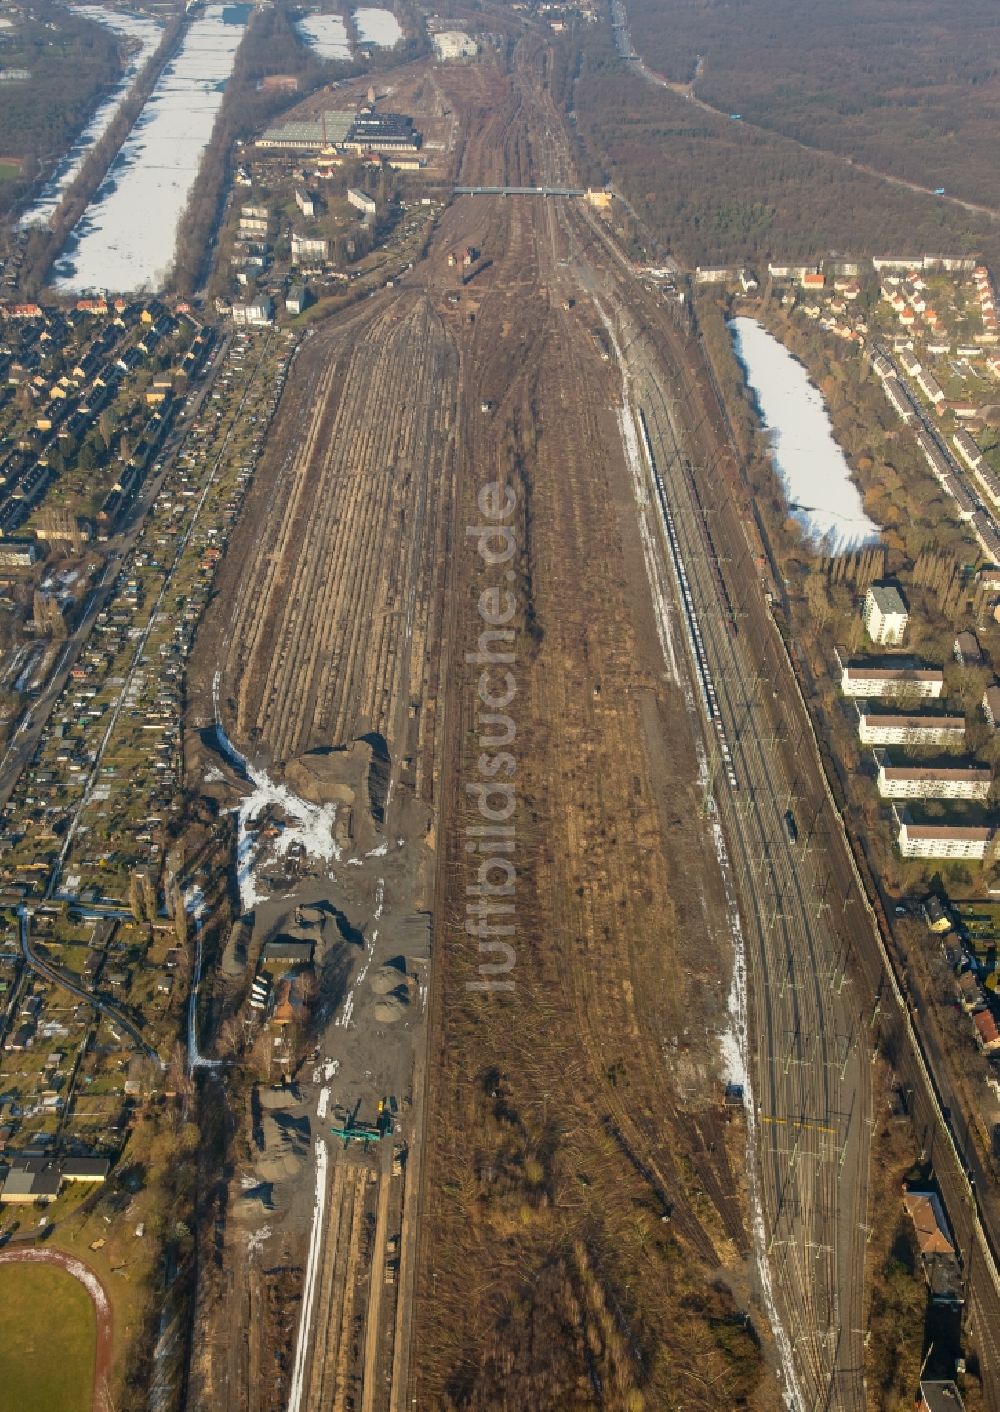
xmin=611 ymin=0 xmax=1000 ymax=228
xmin=0 ymin=1247 xmax=113 ymax=1412
xmin=18 ymin=907 xmax=162 ymax=1064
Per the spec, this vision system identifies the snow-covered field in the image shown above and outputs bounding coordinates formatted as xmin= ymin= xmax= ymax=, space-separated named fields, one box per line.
xmin=20 ymin=5 xmax=163 ymax=229
xmin=53 ymin=3 xmax=249 ymax=293
xmin=730 ymin=317 xmax=881 ymax=552
xmin=352 ymin=6 xmax=401 ymax=46
xmin=295 ymin=12 xmax=351 ymax=60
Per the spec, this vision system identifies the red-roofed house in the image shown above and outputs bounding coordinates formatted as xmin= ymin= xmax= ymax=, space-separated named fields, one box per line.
xmin=973 ymin=1009 xmax=1000 ymax=1053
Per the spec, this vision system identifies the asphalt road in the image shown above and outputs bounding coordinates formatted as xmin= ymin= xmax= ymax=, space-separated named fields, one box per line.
xmin=17 ymin=906 xmax=160 ymax=1063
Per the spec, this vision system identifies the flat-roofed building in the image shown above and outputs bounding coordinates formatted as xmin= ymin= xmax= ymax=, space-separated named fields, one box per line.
xmin=983 ymin=684 xmax=1000 ymax=727
xmin=840 ymin=661 xmax=943 ymax=698
xmin=61 ymin=1156 xmax=111 ymax=1182
xmin=954 ymin=630 xmax=982 ymax=666
xmin=863 ymin=582 xmax=909 ymax=644
xmin=231 ymin=297 xmax=273 ymax=327
xmin=918 ymin=1380 xmax=967 ymax=1412
xmin=257 ymin=110 xmax=355 ymax=150
xmin=875 ymin=755 xmax=990 ymax=801
xmin=432 ymin=29 xmax=478 ymax=59
xmin=0 ymin=537 xmax=39 ymax=567
xmin=895 ymin=809 xmax=992 ymax=860
xmin=347 ymin=187 xmax=377 ymax=218
xmin=291 ymin=233 xmax=329 ymax=265
xmin=858 ymin=707 xmax=965 ymax=746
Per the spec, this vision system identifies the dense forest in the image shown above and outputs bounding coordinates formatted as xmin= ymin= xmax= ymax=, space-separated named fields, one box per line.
xmin=0 ymin=0 xmax=120 ymax=217
xmin=570 ymin=28 xmax=1000 ymax=271
xmin=624 ymin=0 xmax=1000 ymax=211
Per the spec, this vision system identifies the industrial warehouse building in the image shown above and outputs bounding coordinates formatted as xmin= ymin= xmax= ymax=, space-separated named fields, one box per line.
xmin=432 ymin=30 xmax=478 ymax=59
xmin=257 ymin=110 xmax=355 ymax=151
xmin=344 ymin=111 xmax=422 ymax=154
xmin=0 ymin=1154 xmax=110 ymax=1203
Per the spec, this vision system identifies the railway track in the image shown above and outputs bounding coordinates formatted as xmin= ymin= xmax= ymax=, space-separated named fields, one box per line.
xmin=632 ymin=353 xmax=869 ymax=1409
xmin=219 ymin=298 xmax=457 ymax=773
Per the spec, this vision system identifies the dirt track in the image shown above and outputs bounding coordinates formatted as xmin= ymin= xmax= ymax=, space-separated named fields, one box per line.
xmin=0 ymin=1247 xmax=113 ymax=1412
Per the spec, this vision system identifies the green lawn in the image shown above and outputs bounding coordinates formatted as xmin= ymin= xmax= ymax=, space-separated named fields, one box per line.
xmin=0 ymin=160 xmax=21 ymax=183
xmin=0 ymin=1262 xmax=96 ymax=1412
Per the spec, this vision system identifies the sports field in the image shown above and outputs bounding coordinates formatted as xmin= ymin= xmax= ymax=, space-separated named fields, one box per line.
xmin=0 ymin=1261 xmax=96 ymax=1412
xmin=0 ymin=159 xmax=22 ymax=182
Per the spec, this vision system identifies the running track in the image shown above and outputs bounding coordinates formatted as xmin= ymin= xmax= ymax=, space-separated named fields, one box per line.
xmin=0 ymin=1248 xmax=112 ymax=1412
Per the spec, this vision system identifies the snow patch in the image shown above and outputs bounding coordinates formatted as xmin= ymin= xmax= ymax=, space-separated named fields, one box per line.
xmin=54 ymin=4 xmax=249 ymax=292
xmin=212 ymin=673 xmax=341 ymax=911
xmin=595 ymin=299 xmax=680 ymax=684
xmin=20 ymin=6 xmax=163 ymax=229
xmin=287 ymin=1139 xmax=329 ymax=1412
xmin=352 ymin=6 xmax=401 ymax=46
xmin=247 ymin=1225 xmax=272 ymax=1254
xmin=295 ymin=12 xmax=351 ymax=60
xmin=730 ymin=317 xmax=881 ymax=552
xmin=698 ymin=745 xmax=801 ymax=1410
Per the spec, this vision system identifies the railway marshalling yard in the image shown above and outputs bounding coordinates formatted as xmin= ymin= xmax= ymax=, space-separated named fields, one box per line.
xmin=169 ymin=34 xmax=1000 ymax=1412
xmin=173 ymin=41 xmax=864 ymax=1412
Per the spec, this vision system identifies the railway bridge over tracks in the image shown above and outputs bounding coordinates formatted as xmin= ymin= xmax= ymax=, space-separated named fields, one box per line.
xmin=454 ymin=184 xmax=586 ymax=197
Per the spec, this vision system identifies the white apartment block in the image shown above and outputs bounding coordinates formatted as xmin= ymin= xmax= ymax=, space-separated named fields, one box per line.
xmin=863 ymin=584 xmax=909 ymax=645
xmin=896 ymin=813 xmax=993 ymax=860
xmin=841 ymin=664 xmax=943 ymax=698
xmin=347 ymin=187 xmax=377 ymax=218
xmin=858 ymin=710 xmax=965 ymax=746
xmin=290 ymin=233 xmax=329 ymax=264
xmin=877 ymin=760 xmax=991 ymax=801
xmin=231 ymin=297 xmax=273 ymax=328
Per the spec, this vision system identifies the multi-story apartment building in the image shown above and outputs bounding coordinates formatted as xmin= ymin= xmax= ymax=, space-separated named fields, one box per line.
xmin=858 ymin=708 xmax=965 ymax=746
xmin=863 ymin=583 xmax=909 ymax=645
